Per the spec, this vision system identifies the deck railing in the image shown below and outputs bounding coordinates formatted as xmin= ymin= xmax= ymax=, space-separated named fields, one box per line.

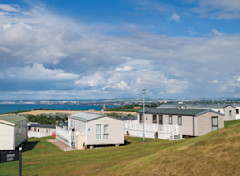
xmin=124 ymin=121 xmax=178 ymax=139
xmin=56 ymin=126 xmax=72 ymax=146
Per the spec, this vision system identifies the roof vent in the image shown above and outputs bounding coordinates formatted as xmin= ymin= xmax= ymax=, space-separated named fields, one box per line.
xmin=177 ymin=104 xmax=187 ymax=109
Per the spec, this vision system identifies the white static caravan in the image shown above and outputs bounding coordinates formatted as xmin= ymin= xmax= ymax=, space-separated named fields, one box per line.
xmin=28 ymin=123 xmax=56 ymax=138
xmin=0 ymin=115 xmax=28 ymax=150
xmin=233 ymin=104 xmax=240 ymax=120
xmin=56 ymin=112 xmax=124 ymax=150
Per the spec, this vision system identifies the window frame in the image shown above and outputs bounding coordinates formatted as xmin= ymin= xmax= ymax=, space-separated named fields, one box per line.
xmin=96 ymin=124 xmax=109 ymax=140
xmin=159 ymin=115 xmax=163 ymax=125
xmin=103 ymin=125 xmax=109 ymax=140
xmin=169 ymin=115 xmax=172 ymax=125
xmin=152 ymin=114 xmax=157 ymax=124
xmin=139 ymin=114 xmax=143 ymax=123
xmin=212 ymin=116 xmax=218 ymax=131
xmin=178 ymin=116 xmax=182 ymax=125
xmin=96 ymin=124 xmax=102 ymax=140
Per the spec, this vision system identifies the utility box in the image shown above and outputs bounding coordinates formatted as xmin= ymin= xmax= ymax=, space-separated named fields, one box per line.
xmin=0 ymin=115 xmax=28 ymax=150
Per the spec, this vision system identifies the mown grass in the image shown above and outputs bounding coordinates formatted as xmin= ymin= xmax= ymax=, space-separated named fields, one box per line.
xmin=224 ymin=119 xmax=240 ymax=128
xmin=1 ymin=120 xmax=240 ymax=176
xmin=0 ymin=137 xmax=181 ymax=176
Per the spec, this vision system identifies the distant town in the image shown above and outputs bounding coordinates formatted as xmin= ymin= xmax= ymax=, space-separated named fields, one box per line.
xmin=1 ymin=98 xmax=240 ymax=106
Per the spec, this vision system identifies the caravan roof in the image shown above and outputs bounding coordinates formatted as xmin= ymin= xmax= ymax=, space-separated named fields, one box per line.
xmin=0 ymin=115 xmax=27 ymax=126
xmin=69 ymin=112 xmax=104 ymax=122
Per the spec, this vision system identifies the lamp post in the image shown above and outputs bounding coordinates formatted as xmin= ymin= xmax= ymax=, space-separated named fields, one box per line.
xmin=142 ymin=89 xmax=146 ymax=142
xmin=19 ymin=146 xmax=22 ymax=176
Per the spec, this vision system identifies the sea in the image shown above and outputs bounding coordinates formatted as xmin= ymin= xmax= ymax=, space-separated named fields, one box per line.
xmin=0 ymin=104 xmax=119 ymax=114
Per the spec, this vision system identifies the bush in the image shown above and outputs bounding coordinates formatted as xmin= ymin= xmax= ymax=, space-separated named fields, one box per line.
xmin=23 ymin=113 xmax=69 ymax=125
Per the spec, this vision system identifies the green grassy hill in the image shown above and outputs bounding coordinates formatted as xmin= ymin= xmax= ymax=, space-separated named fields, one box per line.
xmin=1 ymin=120 xmax=240 ymax=176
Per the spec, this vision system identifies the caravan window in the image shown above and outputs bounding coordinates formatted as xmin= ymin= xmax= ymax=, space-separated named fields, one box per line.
xmin=159 ymin=115 xmax=163 ymax=125
xmin=139 ymin=114 xmax=143 ymax=123
xmin=96 ymin=124 xmax=109 ymax=140
xmin=212 ymin=117 xmax=218 ymax=131
xmin=152 ymin=115 xmax=157 ymax=123
xmin=96 ymin=124 xmax=101 ymax=139
xmin=169 ymin=115 xmax=172 ymax=124
xmin=103 ymin=125 xmax=109 ymax=139
xmin=178 ymin=116 xmax=182 ymax=125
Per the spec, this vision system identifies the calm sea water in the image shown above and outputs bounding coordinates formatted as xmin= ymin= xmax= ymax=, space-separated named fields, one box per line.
xmin=0 ymin=104 xmax=118 ymax=114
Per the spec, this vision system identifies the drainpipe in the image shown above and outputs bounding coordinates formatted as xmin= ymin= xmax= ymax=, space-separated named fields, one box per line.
xmin=193 ymin=116 xmax=195 ymax=136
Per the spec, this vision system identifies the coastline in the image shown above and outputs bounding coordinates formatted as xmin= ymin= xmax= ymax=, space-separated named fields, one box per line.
xmin=18 ymin=109 xmax=138 ymax=115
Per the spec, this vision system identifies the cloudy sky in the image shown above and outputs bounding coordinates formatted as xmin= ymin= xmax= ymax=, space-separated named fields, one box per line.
xmin=1 ymin=0 xmax=240 ymax=100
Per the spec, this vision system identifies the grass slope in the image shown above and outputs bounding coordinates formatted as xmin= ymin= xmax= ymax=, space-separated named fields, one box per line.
xmin=1 ymin=121 xmax=240 ymax=176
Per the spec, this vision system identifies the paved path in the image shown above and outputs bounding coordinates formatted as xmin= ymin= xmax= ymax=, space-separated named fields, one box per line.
xmin=48 ymin=139 xmax=76 ymax=151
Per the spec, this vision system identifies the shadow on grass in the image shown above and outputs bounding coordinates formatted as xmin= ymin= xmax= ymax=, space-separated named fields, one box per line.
xmin=23 ymin=141 xmax=39 ymax=152
xmin=124 ymin=140 xmax=131 ymax=145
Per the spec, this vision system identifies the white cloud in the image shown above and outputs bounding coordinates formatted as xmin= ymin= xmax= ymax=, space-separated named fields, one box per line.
xmin=169 ymin=12 xmax=180 ymax=22
xmin=212 ymin=29 xmax=223 ymax=36
xmin=194 ymin=0 xmax=240 ymax=19
xmin=75 ymin=69 xmax=188 ymax=95
xmin=1 ymin=63 xmax=79 ymax=80
xmin=75 ymin=72 xmax=106 ymax=87
xmin=115 ymin=66 xmax=134 ymax=72
xmin=116 ymin=81 xmax=129 ymax=90
xmin=200 ymin=0 xmax=240 ymax=11
xmin=0 ymin=2 xmax=240 ymax=98
xmin=0 ymin=4 xmax=19 ymax=12
xmin=220 ymin=75 xmax=240 ymax=93
xmin=209 ymin=80 xmax=219 ymax=84
xmin=0 ymin=46 xmax=11 ymax=53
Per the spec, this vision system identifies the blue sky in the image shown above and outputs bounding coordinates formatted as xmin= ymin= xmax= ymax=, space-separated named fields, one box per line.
xmin=0 ymin=0 xmax=240 ymax=100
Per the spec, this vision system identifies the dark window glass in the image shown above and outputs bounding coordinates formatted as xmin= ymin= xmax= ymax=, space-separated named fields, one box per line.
xmin=169 ymin=115 xmax=172 ymax=124
xmin=139 ymin=114 xmax=143 ymax=123
xmin=159 ymin=115 xmax=163 ymax=124
xmin=153 ymin=114 xmax=157 ymax=123
xmin=212 ymin=116 xmax=218 ymax=131
xmin=178 ymin=116 xmax=182 ymax=125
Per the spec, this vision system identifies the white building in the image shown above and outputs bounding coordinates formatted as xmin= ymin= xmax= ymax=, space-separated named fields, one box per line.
xmin=0 ymin=115 xmax=28 ymax=150
xmin=124 ymin=108 xmax=224 ymax=140
xmin=157 ymin=104 xmax=236 ymax=121
xmin=28 ymin=123 xmax=56 ymax=138
xmin=232 ymin=104 xmax=240 ymax=120
xmin=56 ymin=112 xmax=124 ymax=150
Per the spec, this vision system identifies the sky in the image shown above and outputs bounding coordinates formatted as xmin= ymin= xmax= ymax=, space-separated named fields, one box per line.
xmin=1 ymin=0 xmax=240 ymax=100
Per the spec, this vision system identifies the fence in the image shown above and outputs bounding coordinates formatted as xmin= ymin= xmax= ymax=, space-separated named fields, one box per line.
xmin=56 ymin=126 xmax=72 ymax=146
xmin=124 ymin=121 xmax=178 ymax=139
